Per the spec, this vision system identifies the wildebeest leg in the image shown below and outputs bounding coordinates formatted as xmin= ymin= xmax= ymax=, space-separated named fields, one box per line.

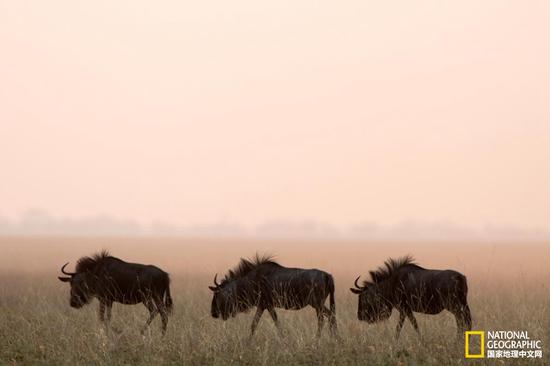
xmin=105 ymin=303 xmax=112 ymax=322
xmin=323 ymin=306 xmax=338 ymax=336
xmin=98 ymin=301 xmax=113 ymax=328
xmin=98 ymin=301 xmax=106 ymax=323
xmin=315 ymin=307 xmax=325 ymax=338
xmin=249 ymin=307 xmax=264 ymax=338
xmin=452 ymin=304 xmax=472 ymax=336
xmin=395 ymin=311 xmax=406 ymax=340
xmin=142 ymin=300 xmax=159 ymax=335
xmin=268 ymin=308 xmax=284 ymax=337
xmin=98 ymin=301 xmax=114 ymax=334
xmin=406 ymin=311 xmax=420 ymax=337
xmin=453 ymin=312 xmax=464 ymax=338
xmin=154 ymin=297 xmax=168 ymax=335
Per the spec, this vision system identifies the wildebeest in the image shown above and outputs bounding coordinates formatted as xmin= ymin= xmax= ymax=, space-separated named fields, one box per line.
xmin=350 ymin=255 xmax=471 ymax=339
xmin=58 ymin=250 xmax=173 ymax=334
xmin=209 ymin=254 xmax=337 ymax=338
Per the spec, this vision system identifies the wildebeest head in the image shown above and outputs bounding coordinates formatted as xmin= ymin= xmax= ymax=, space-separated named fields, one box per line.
xmin=58 ymin=263 xmax=94 ymax=308
xmin=208 ymin=274 xmax=251 ymax=320
xmin=209 ymin=274 xmax=235 ymax=320
xmin=350 ymin=275 xmax=392 ymax=323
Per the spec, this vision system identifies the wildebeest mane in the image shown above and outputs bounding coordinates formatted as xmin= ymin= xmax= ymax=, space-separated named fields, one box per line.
xmin=221 ymin=253 xmax=279 ymax=285
xmin=364 ymin=255 xmax=423 ymax=286
xmin=75 ymin=250 xmax=112 ymax=273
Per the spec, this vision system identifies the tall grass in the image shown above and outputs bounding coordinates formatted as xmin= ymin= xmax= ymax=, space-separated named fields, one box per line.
xmin=1 ymin=270 xmax=548 ymax=365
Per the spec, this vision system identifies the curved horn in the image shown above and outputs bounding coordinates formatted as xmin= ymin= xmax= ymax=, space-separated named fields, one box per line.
xmin=61 ymin=262 xmax=76 ymax=276
xmin=213 ymin=273 xmax=220 ymax=287
xmin=354 ymin=276 xmax=363 ymax=289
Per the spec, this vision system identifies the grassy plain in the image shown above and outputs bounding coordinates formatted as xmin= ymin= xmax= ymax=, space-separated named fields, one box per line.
xmin=0 ymin=237 xmax=548 ymax=365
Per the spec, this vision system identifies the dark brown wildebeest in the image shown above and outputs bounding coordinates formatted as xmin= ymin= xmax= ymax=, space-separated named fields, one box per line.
xmin=58 ymin=250 xmax=173 ymax=334
xmin=209 ymin=254 xmax=337 ymax=338
xmin=350 ymin=255 xmax=471 ymax=339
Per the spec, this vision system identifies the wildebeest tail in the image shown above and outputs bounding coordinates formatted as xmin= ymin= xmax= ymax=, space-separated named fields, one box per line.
xmin=457 ymin=274 xmax=472 ymax=330
xmin=326 ymin=273 xmax=338 ymax=333
xmin=164 ymin=277 xmax=173 ymax=315
xmin=327 ymin=274 xmax=336 ymax=315
xmin=458 ymin=274 xmax=469 ymax=305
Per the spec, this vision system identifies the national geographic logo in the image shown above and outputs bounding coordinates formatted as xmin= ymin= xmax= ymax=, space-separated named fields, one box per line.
xmin=465 ymin=331 xmax=485 ymax=358
xmin=465 ymin=331 xmax=543 ymax=359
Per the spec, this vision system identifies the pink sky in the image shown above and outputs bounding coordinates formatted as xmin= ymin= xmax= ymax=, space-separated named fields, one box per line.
xmin=0 ymin=1 xmax=549 ymax=230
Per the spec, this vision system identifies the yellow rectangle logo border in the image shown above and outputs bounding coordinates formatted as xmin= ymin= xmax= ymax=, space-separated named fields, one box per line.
xmin=465 ymin=331 xmax=485 ymax=358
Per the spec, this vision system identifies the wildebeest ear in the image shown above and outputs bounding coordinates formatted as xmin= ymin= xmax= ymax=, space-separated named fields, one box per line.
xmin=58 ymin=276 xmax=71 ymax=282
xmin=350 ymin=288 xmax=362 ymax=294
xmin=208 ymin=286 xmax=219 ymax=292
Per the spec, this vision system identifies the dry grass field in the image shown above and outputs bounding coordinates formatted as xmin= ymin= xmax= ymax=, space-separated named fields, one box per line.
xmin=0 ymin=237 xmax=548 ymax=365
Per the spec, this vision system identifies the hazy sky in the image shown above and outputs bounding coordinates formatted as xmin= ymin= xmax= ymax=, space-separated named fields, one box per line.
xmin=1 ymin=1 xmax=549 ymax=229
